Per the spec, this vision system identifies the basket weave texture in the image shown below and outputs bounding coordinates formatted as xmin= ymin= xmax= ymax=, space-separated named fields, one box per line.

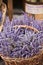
xmin=0 ymin=25 xmax=43 ymax=65
xmin=1 ymin=51 xmax=43 ymax=65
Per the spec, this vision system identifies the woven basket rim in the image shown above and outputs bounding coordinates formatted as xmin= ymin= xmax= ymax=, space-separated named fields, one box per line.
xmin=0 ymin=50 xmax=43 ymax=62
xmin=13 ymin=25 xmax=39 ymax=32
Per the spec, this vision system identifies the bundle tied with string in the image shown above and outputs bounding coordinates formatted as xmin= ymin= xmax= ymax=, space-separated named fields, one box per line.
xmin=0 ymin=25 xmax=43 ymax=65
xmin=0 ymin=2 xmax=7 ymax=32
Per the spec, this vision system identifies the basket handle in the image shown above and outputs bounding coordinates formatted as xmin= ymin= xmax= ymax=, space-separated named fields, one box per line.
xmin=0 ymin=3 xmax=7 ymax=32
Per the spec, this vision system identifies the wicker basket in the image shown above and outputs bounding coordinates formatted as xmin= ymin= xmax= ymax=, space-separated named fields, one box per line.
xmin=1 ymin=25 xmax=43 ymax=65
xmin=0 ymin=25 xmax=43 ymax=65
xmin=0 ymin=2 xmax=6 ymax=31
xmin=1 ymin=51 xmax=43 ymax=65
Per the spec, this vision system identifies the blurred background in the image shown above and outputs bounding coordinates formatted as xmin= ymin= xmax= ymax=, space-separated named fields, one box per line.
xmin=3 ymin=0 xmax=24 ymax=10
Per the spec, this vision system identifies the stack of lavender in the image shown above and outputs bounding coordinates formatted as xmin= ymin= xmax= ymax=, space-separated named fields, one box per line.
xmin=0 ymin=26 xmax=43 ymax=58
xmin=0 ymin=12 xmax=43 ymax=58
xmin=11 ymin=13 xmax=43 ymax=31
